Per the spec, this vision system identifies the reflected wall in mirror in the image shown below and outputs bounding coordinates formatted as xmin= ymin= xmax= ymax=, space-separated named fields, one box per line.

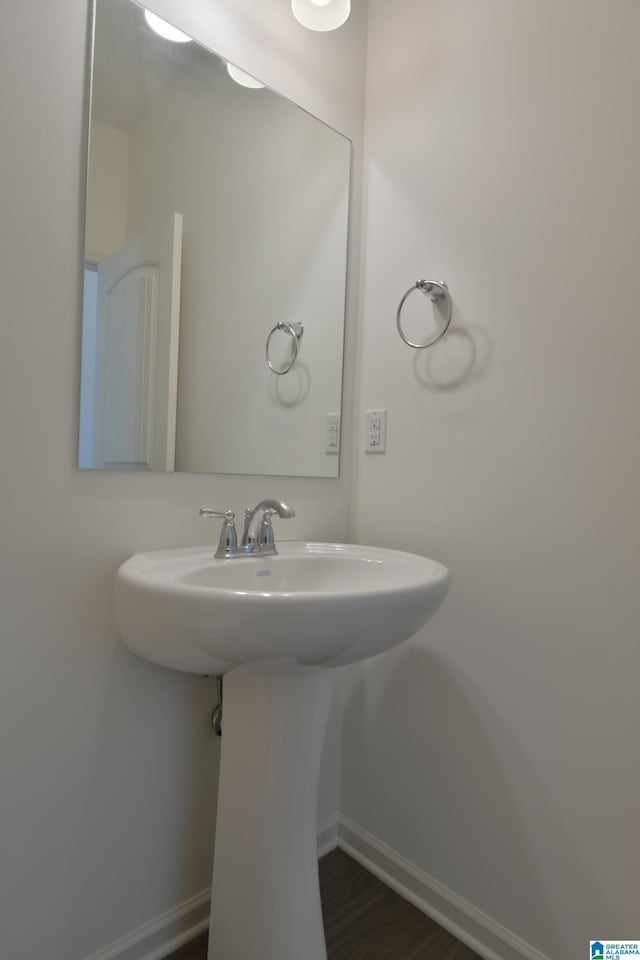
xmin=79 ymin=0 xmax=351 ymax=477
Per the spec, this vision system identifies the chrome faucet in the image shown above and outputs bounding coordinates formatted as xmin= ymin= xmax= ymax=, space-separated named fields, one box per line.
xmin=199 ymin=499 xmax=295 ymax=559
xmin=241 ymin=499 xmax=296 ymax=556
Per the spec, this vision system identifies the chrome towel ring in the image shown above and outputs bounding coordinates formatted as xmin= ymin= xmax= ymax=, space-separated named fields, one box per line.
xmin=396 ymin=279 xmax=452 ymax=349
xmin=265 ymin=321 xmax=304 ymax=375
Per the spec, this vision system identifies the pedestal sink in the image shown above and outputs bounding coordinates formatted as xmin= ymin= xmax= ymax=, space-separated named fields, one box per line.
xmin=115 ymin=541 xmax=449 ymax=960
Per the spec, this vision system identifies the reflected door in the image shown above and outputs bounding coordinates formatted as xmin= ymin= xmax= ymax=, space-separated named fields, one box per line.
xmin=89 ymin=212 xmax=183 ymax=470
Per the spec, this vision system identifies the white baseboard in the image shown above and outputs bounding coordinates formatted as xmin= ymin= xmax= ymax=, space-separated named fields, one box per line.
xmin=317 ymin=812 xmax=340 ymax=858
xmin=82 ymin=889 xmax=210 ymax=960
xmin=83 ymin=813 xmax=545 ymax=960
xmin=83 ymin=815 xmax=340 ymax=960
xmin=337 ymin=814 xmax=553 ymax=960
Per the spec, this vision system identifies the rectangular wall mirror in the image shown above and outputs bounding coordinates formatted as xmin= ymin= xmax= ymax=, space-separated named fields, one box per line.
xmin=79 ymin=0 xmax=351 ymax=477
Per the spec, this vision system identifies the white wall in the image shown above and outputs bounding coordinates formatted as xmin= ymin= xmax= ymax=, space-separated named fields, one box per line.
xmin=85 ymin=121 xmax=130 ymax=262
xmin=344 ymin=1 xmax=640 ymax=958
xmin=0 ymin=1 xmax=366 ymax=958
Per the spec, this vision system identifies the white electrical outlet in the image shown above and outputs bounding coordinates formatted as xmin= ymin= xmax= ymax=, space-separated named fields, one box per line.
xmin=365 ymin=408 xmax=387 ymax=454
xmin=325 ymin=413 xmax=340 ymax=454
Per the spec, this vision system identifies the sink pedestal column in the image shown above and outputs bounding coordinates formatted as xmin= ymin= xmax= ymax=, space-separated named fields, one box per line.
xmin=207 ymin=664 xmax=334 ymax=960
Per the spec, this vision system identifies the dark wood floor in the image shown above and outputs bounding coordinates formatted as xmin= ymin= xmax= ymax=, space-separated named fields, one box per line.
xmin=168 ymin=849 xmax=480 ymax=959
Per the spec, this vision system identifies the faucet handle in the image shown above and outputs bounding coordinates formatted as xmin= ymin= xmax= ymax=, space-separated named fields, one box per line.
xmin=199 ymin=508 xmax=235 ymax=520
xmin=199 ymin=508 xmax=238 ymax=559
xmin=257 ymin=510 xmax=277 ymax=549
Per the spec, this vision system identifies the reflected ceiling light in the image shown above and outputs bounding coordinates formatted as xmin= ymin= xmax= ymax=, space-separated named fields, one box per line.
xmin=291 ymin=0 xmax=350 ymax=31
xmin=226 ymin=63 xmax=266 ymax=89
xmin=144 ymin=10 xmax=193 ymax=43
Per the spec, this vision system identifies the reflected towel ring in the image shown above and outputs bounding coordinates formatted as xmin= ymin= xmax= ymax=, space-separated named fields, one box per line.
xmin=396 ymin=279 xmax=452 ymax=349
xmin=266 ymin=321 xmax=304 ymax=375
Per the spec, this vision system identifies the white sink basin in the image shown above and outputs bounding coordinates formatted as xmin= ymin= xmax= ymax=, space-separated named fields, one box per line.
xmin=115 ymin=540 xmax=450 ymax=675
xmin=114 ymin=539 xmax=449 ymax=960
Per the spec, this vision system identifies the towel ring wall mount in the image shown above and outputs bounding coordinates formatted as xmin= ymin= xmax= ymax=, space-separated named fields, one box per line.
xmin=396 ymin=279 xmax=452 ymax=349
xmin=265 ymin=321 xmax=304 ymax=375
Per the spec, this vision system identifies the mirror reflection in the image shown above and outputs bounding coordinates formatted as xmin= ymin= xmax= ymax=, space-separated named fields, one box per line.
xmin=79 ymin=0 xmax=350 ymax=477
